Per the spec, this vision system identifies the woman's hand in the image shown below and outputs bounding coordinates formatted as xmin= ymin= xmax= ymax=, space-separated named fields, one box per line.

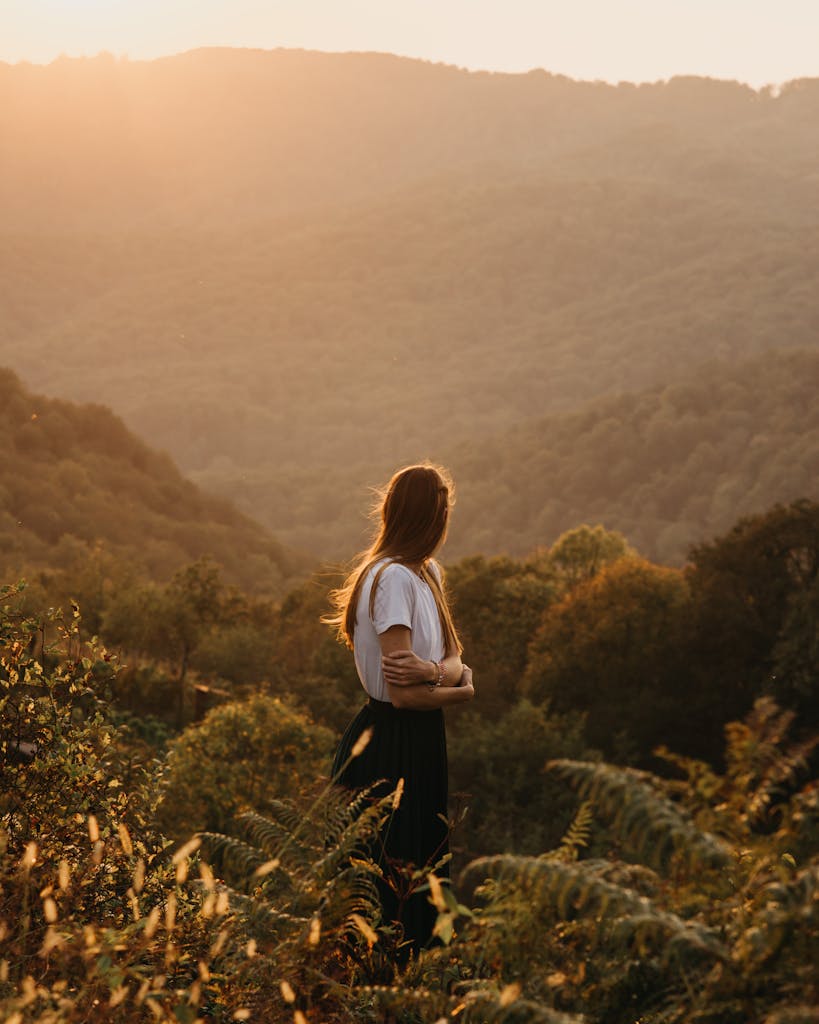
xmin=457 ymin=664 xmax=475 ymax=702
xmin=382 ymin=649 xmax=435 ymax=687
xmin=387 ymin=661 xmax=476 ymax=710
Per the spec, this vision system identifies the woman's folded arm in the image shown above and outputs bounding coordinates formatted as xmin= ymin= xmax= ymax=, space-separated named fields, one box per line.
xmin=387 ymin=665 xmax=474 ymax=710
xmin=378 ymin=625 xmax=473 ymax=709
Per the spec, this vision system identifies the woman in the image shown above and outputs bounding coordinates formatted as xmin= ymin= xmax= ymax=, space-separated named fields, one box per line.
xmin=325 ymin=463 xmax=475 ymax=951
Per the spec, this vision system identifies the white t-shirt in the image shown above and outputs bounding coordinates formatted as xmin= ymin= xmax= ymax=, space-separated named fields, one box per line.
xmin=353 ymin=558 xmax=446 ymax=703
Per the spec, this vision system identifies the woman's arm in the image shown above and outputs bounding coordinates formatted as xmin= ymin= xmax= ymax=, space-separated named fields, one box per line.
xmin=378 ymin=625 xmax=473 ymax=710
xmin=390 ymin=665 xmax=474 ymax=710
xmin=381 ymin=627 xmax=463 ymax=689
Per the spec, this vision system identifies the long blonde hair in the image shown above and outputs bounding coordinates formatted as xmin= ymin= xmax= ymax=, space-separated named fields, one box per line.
xmin=324 ymin=463 xmax=462 ymax=653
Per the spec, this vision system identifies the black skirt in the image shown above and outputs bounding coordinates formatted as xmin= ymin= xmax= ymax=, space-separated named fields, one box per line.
xmin=332 ymin=697 xmax=449 ymax=951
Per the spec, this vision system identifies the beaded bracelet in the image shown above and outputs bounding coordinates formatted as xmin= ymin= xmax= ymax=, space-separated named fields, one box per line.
xmin=427 ymin=659 xmax=445 ymax=690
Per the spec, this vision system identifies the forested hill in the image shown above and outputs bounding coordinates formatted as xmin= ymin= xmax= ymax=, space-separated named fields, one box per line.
xmin=1 ymin=50 xmax=817 ymax=559
xmin=0 ymin=369 xmax=305 ymax=593
xmin=446 ymin=348 xmax=819 ymax=564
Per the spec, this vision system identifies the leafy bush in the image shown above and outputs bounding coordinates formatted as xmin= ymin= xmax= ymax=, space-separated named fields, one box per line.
xmin=155 ymin=692 xmax=335 ymax=840
xmin=448 ymin=699 xmax=596 ymax=863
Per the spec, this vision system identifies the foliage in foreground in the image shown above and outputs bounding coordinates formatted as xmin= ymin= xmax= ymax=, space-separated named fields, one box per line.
xmin=1 ymin=585 xmax=817 ymax=1023
xmin=446 ymin=699 xmax=819 ymax=1024
xmin=0 ymin=587 xmax=382 ymax=1021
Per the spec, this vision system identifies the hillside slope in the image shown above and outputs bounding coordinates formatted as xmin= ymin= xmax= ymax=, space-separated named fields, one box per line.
xmin=0 ymin=369 xmax=304 ymax=592
xmin=446 ymin=348 xmax=819 ymax=564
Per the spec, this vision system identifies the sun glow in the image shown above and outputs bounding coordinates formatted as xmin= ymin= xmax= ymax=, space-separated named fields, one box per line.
xmin=2 ymin=0 xmax=818 ymax=87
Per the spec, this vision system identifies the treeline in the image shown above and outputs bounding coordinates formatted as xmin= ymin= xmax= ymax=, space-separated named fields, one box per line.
xmin=9 ymin=173 xmax=817 ymax=488
xmin=0 ymin=369 xmax=305 ymax=594
xmin=3 ymin=50 xmax=818 ymax=231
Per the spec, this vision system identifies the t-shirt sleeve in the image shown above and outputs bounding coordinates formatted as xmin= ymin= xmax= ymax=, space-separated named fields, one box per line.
xmin=371 ymin=564 xmax=415 ymax=635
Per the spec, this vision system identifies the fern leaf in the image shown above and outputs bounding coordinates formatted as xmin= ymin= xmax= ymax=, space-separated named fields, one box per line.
xmin=197 ymin=831 xmax=266 ymax=888
xmin=235 ymin=809 xmax=294 ymax=851
xmin=261 ymin=797 xmax=305 ymax=834
xmin=736 ymin=862 xmax=819 ymax=968
xmin=224 ymin=886 xmax=309 ymax=940
xmin=460 ymin=854 xmax=728 ymax=964
xmin=363 ymin=978 xmax=587 ymax=1024
xmin=312 ymin=799 xmax=391 ymax=883
xmin=547 ymin=759 xmax=731 ymax=872
xmin=542 ymin=800 xmax=594 ymax=863
xmin=233 ymin=810 xmax=312 ymax=867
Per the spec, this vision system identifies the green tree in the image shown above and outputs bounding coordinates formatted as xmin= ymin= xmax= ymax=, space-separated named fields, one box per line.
xmin=446 ymin=555 xmax=557 ymax=718
xmin=687 ymin=499 xmax=819 ymax=727
xmin=523 ymin=556 xmax=692 ymax=761
xmin=270 ymin=574 xmax=362 ymax=733
xmin=771 ymin=575 xmax=819 ymax=727
xmin=104 ymin=558 xmax=226 ymax=727
xmin=537 ymin=524 xmax=634 ymax=589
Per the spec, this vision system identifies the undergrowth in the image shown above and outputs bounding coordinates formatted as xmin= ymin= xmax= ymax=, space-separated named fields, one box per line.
xmin=1 ymin=584 xmax=817 ymax=1022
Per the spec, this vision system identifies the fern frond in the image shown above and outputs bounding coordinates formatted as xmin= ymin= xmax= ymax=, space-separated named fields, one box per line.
xmin=461 ymin=995 xmax=586 ymax=1024
xmin=321 ymin=780 xmax=391 ymax=841
xmin=312 ymin=797 xmax=392 ymax=883
xmin=746 ymin=734 xmax=819 ymax=827
xmin=461 ymin=854 xmax=728 ymax=964
xmin=722 ymin=698 xmax=819 ymax=831
xmin=725 ymin=697 xmax=794 ymax=788
xmin=542 ymin=800 xmax=594 ymax=863
xmin=197 ymin=831 xmax=266 ymax=889
xmin=359 ymin=982 xmax=449 ymax=1022
xmin=735 ymin=862 xmax=819 ymax=968
xmin=222 ymin=886 xmax=310 ymax=941
xmin=299 ymin=863 xmax=383 ymax=939
xmin=233 ymin=810 xmax=311 ymax=866
xmin=744 ymin=696 xmax=795 ymax=748
xmin=575 ymin=857 xmax=660 ymax=897
xmin=321 ymin=781 xmax=371 ymax=827
xmin=235 ymin=809 xmax=294 ymax=851
xmin=261 ymin=797 xmax=305 ymax=834
xmin=652 ymin=745 xmax=723 ymax=803
xmin=547 ymin=759 xmax=731 ymax=872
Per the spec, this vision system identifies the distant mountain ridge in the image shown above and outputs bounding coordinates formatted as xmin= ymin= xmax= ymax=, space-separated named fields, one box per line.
xmin=1 ymin=48 xmax=817 ymax=230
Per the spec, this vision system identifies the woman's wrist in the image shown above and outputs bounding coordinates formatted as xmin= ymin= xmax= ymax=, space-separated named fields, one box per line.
xmin=426 ymin=659 xmax=445 ymax=690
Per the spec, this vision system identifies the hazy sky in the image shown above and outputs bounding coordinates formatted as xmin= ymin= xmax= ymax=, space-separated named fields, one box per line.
xmin=1 ymin=0 xmax=817 ymax=87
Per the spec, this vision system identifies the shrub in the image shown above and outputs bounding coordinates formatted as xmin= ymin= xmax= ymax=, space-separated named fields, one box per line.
xmin=155 ymin=692 xmax=335 ymax=840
